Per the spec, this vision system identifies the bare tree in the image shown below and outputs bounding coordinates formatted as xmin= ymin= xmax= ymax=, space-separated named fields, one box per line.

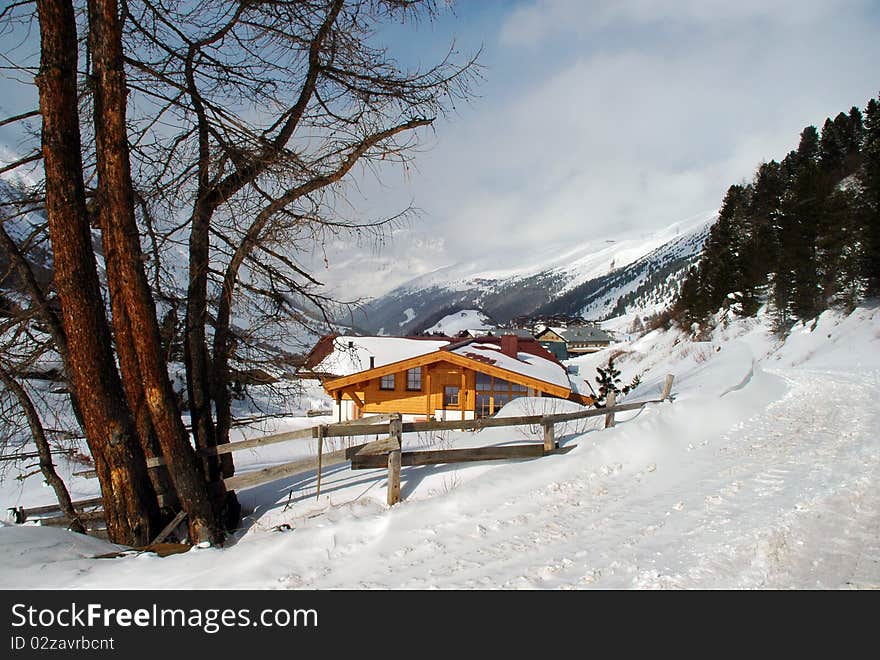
xmin=87 ymin=0 xmax=225 ymax=544
xmin=33 ymin=0 xmax=161 ymax=545
xmin=121 ymin=0 xmax=479 ymax=495
xmin=3 ymin=0 xmax=480 ymax=545
xmin=0 ymin=364 xmax=85 ymax=534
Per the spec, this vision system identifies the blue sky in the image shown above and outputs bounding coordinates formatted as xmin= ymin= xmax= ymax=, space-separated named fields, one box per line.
xmin=3 ymin=1 xmax=880 ymax=299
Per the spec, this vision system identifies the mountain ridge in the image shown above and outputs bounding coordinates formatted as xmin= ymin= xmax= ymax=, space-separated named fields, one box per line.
xmin=350 ymin=214 xmax=713 ymax=335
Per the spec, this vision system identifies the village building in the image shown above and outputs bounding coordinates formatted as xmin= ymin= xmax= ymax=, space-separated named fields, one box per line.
xmin=303 ymin=334 xmax=593 ymax=422
xmin=535 ymin=326 xmax=613 ymax=359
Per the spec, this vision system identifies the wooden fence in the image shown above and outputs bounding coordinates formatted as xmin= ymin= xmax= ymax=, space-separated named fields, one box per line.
xmin=10 ymin=375 xmax=674 ymax=527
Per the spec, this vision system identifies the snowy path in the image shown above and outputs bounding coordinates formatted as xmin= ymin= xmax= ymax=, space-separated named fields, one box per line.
xmin=279 ymin=368 xmax=880 ymax=589
xmin=633 ymin=368 xmax=880 ymax=589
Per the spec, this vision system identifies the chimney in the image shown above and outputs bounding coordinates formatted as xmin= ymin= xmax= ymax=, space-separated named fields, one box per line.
xmin=501 ymin=333 xmax=518 ymax=358
xmin=369 ymin=356 xmax=375 ymax=369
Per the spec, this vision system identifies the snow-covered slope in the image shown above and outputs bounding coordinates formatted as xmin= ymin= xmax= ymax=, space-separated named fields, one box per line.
xmin=2 ymin=304 xmax=877 ymax=589
xmin=423 ymin=309 xmax=494 ymax=335
xmin=354 ymin=213 xmax=712 ymax=335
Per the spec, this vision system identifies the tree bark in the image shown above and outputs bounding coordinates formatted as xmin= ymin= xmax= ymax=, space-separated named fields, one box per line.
xmin=87 ymin=0 xmax=230 ymax=543
xmin=0 ymin=367 xmax=85 ymax=534
xmin=107 ymin=293 xmax=178 ymax=512
xmin=35 ymin=0 xmax=160 ymax=546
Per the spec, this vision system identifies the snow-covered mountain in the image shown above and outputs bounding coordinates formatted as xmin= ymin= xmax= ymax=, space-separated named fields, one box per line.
xmin=354 ymin=213 xmax=713 ymax=335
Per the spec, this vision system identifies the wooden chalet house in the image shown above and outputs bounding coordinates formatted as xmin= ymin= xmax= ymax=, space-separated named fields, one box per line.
xmin=304 ymin=334 xmax=594 ymax=422
xmin=535 ymin=326 xmax=613 ymax=359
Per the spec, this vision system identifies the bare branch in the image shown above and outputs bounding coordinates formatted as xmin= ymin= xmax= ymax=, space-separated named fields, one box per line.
xmin=0 ymin=151 xmax=42 ymax=176
xmin=0 ymin=109 xmax=40 ymax=128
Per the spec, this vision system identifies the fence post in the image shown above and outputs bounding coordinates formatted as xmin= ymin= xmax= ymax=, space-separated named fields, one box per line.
xmin=387 ymin=413 xmax=403 ymax=506
xmin=315 ymin=424 xmax=326 ymax=499
xmin=661 ymin=374 xmax=675 ymax=401
xmin=542 ymin=420 xmax=555 ymax=453
xmin=604 ymin=390 xmax=616 ymax=428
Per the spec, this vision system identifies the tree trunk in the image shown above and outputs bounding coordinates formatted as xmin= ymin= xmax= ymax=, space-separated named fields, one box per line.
xmin=108 ymin=296 xmax=179 ymax=512
xmin=184 ymin=204 xmax=222 ymax=482
xmin=87 ymin=0 xmax=232 ymax=543
xmin=0 ymin=367 xmax=85 ymax=534
xmin=35 ymin=0 xmax=160 ymax=547
xmin=211 ymin=273 xmax=237 ymax=478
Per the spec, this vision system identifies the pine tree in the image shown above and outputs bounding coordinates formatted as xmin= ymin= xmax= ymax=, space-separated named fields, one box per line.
xmin=672 ymin=265 xmax=702 ymax=329
xmin=741 ymin=160 xmax=783 ymax=314
xmin=595 ymin=356 xmax=640 ymax=405
xmin=782 ymin=126 xmax=824 ymax=322
xmin=861 ymin=96 xmax=880 ymax=295
xmin=819 ymin=112 xmax=861 ymax=176
xmin=685 ymin=185 xmax=751 ymax=324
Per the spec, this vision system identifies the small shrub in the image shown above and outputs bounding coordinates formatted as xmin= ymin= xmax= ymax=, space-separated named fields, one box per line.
xmin=594 ymin=356 xmax=642 ymax=406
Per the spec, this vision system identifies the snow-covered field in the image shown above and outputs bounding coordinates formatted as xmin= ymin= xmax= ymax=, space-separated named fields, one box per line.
xmin=1 ymin=305 xmax=878 ymax=589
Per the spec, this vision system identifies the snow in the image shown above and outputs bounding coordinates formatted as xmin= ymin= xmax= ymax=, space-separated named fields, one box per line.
xmin=399 ymin=308 xmax=416 ymax=327
xmin=1 ymin=305 xmax=878 ymax=589
xmin=448 ymin=342 xmax=571 ymax=389
xmin=312 ymin=336 xmax=450 ymax=376
xmin=425 ymin=309 xmax=494 ymax=335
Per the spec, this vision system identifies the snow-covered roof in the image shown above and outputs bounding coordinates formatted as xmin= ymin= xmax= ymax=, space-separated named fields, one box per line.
xmin=310 ymin=336 xmax=450 ymax=377
xmin=551 ymin=326 xmax=613 ymax=343
xmin=493 ymin=328 xmax=535 ymax=339
xmin=447 ymin=341 xmax=571 ymax=389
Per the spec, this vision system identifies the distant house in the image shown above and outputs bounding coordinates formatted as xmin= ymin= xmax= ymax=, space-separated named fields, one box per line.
xmin=452 ymin=327 xmax=495 ymax=338
xmin=535 ymin=326 xmax=613 ymax=359
xmin=303 ymin=333 xmax=593 ymax=422
xmin=490 ymin=328 xmax=535 ymax=339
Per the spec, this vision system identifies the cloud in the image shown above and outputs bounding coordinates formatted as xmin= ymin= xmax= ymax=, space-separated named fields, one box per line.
xmin=309 ymin=0 xmax=880 ymax=296
xmin=499 ymin=0 xmax=874 ymax=47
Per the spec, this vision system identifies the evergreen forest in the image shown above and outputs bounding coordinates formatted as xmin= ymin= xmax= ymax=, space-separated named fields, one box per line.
xmin=673 ymin=93 xmax=880 ymax=333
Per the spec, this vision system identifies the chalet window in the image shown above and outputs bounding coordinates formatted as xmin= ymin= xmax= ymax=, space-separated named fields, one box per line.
xmin=406 ymin=367 xmax=422 ymax=391
xmin=473 ymin=373 xmax=531 ymax=417
xmin=476 ymin=393 xmax=491 ymax=417
xmin=444 ymin=386 xmax=460 ymax=406
xmin=380 ymin=374 xmax=395 ymax=390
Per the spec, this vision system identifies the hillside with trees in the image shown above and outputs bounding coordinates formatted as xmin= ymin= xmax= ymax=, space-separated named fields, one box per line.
xmin=672 ymin=94 xmax=880 ymax=333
